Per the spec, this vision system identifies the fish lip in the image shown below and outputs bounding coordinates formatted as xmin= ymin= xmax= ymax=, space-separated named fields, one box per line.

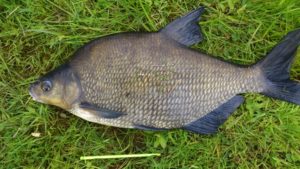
xmin=29 ymin=87 xmax=37 ymax=101
xmin=29 ymin=85 xmax=44 ymax=103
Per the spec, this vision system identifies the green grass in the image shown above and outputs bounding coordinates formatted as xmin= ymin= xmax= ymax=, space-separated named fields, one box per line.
xmin=1 ymin=0 xmax=300 ymax=168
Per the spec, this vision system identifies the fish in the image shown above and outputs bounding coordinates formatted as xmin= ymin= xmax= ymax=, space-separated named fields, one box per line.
xmin=29 ymin=7 xmax=300 ymax=134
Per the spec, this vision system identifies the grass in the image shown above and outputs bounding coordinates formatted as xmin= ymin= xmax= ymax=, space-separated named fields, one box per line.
xmin=1 ymin=0 xmax=300 ymax=168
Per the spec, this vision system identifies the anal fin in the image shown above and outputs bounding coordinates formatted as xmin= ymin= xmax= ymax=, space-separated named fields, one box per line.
xmin=183 ymin=95 xmax=244 ymax=134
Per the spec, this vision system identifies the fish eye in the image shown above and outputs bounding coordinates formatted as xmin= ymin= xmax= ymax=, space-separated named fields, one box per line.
xmin=41 ymin=80 xmax=52 ymax=92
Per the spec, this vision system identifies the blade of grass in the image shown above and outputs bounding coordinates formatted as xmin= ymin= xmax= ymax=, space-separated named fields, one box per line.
xmin=80 ymin=153 xmax=161 ymax=160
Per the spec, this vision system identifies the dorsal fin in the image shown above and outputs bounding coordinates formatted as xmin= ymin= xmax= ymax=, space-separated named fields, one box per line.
xmin=160 ymin=7 xmax=205 ymax=46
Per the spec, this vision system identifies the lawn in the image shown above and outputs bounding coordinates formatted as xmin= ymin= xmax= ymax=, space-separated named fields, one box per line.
xmin=1 ymin=0 xmax=300 ymax=168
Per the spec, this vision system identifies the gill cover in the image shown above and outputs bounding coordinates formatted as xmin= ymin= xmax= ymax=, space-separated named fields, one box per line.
xmin=29 ymin=64 xmax=82 ymax=110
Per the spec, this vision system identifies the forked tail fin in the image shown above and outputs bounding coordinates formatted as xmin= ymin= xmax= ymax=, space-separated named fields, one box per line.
xmin=259 ymin=29 xmax=300 ymax=105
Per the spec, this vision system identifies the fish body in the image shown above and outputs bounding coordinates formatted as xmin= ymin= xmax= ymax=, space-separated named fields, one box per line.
xmin=68 ymin=33 xmax=263 ymax=128
xmin=29 ymin=7 xmax=300 ymax=134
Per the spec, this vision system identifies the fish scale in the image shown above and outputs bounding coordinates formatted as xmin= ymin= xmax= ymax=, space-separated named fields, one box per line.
xmin=69 ymin=33 xmax=264 ymax=128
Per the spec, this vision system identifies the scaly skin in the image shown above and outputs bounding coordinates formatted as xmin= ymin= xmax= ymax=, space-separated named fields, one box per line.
xmin=69 ymin=33 xmax=265 ymax=129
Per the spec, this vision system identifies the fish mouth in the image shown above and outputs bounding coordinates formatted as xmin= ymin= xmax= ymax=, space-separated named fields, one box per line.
xmin=29 ymin=85 xmax=44 ymax=103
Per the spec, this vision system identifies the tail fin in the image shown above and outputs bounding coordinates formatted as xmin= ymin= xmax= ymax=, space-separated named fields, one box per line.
xmin=259 ymin=29 xmax=300 ymax=105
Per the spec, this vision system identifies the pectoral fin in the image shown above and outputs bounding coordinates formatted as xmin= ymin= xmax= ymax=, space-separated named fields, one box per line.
xmin=183 ymin=95 xmax=244 ymax=134
xmin=79 ymin=102 xmax=126 ymax=119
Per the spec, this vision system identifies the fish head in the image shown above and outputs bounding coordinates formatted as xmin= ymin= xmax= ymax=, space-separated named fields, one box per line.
xmin=29 ymin=64 xmax=82 ymax=110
